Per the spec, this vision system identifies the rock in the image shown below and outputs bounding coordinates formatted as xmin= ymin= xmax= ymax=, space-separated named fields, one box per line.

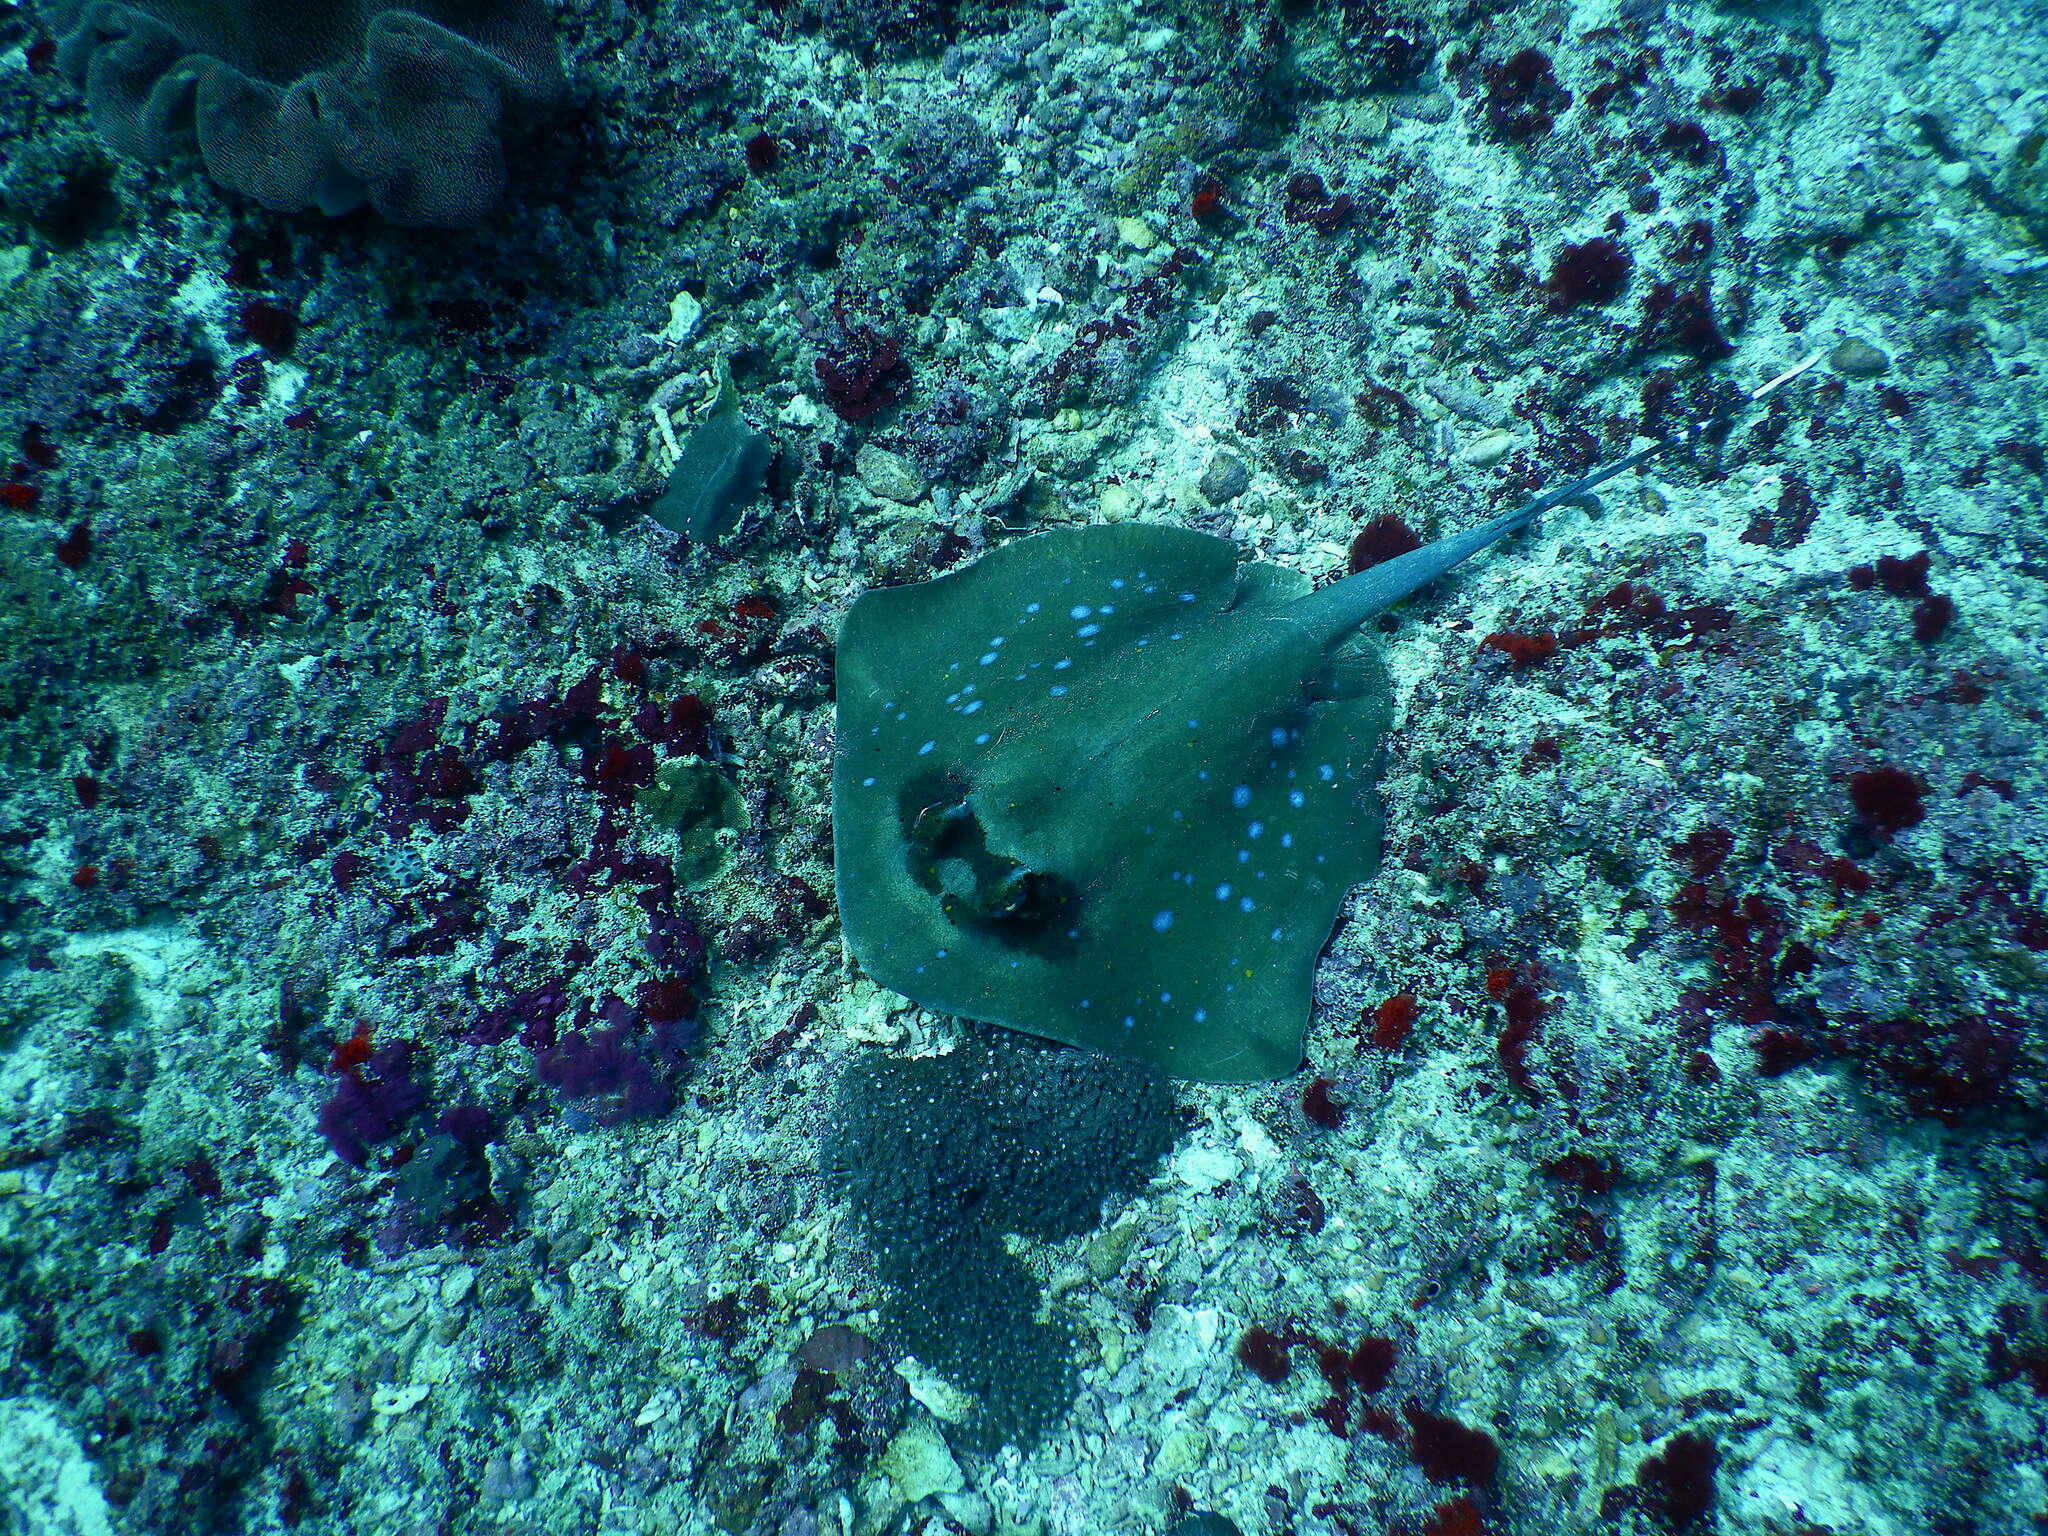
xmin=1458 ymin=429 xmax=1517 ymax=468
xmin=1085 ymin=1218 xmax=1141 ymax=1280
xmin=1198 ymin=451 xmax=1251 ymax=505
xmin=648 ymin=372 xmax=772 ymax=539
xmin=938 ymin=1488 xmax=994 ymax=1535
xmin=1173 ymin=1142 xmax=1240 ymax=1191
xmin=1153 ymin=1423 xmax=1212 ymax=1481
xmin=1829 ymin=338 xmax=1890 ymax=378
xmin=1424 ymin=377 xmax=1510 ymax=427
xmin=1116 ymin=215 xmax=1158 ymax=250
xmin=662 ymin=290 xmax=703 ymax=343
xmin=896 ymin=1359 xmax=974 ymax=1424
xmin=1393 ymin=94 xmax=1453 ymax=123
xmin=856 ymin=444 xmax=929 ymax=505
xmin=879 ymin=1419 xmax=965 ymax=1505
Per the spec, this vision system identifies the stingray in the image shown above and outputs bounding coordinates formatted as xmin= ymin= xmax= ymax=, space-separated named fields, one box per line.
xmin=833 ymin=360 xmax=1819 ymax=1081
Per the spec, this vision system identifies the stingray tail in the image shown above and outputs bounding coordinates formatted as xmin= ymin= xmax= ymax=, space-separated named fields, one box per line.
xmin=1296 ymin=352 xmax=1824 ymax=641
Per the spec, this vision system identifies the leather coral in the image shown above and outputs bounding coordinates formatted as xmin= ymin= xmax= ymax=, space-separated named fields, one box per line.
xmin=45 ymin=0 xmax=561 ymax=225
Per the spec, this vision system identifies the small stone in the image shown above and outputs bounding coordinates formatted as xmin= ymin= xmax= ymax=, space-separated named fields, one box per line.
xmin=1085 ymin=1219 xmax=1141 ymax=1281
xmin=879 ymin=1419 xmax=965 ymax=1505
xmin=1197 ymin=451 xmax=1251 ymax=505
xmin=1424 ymin=377 xmax=1510 ymax=427
xmin=1393 ymin=93 xmax=1454 ymax=124
xmin=662 ymin=290 xmax=703 ymax=343
xmin=374 ymin=1283 xmax=425 ymax=1332
xmin=1099 ymin=483 xmax=1138 ymax=519
xmin=855 ymin=444 xmax=928 ymax=505
xmin=1934 ymin=159 xmax=1972 ymax=188
xmin=1458 ymin=429 xmax=1517 ymax=468
xmin=478 ymin=1452 xmax=536 ymax=1507
xmin=1829 ymin=338 xmax=1890 ymax=378
xmin=370 ymin=1381 xmax=431 ymax=1418
xmin=797 ymin=1323 xmax=876 ymax=1373
xmin=1173 ymin=1143 xmax=1241 ymax=1191
xmin=1153 ymin=1423 xmax=1212 ymax=1480
xmin=938 ymin=1489 xmax=994 ymax=1536
xmin=1115 ymin=215 xmax=1158 ymax=250
xmin=896 ymin=1359 xmax=974 ymax=1424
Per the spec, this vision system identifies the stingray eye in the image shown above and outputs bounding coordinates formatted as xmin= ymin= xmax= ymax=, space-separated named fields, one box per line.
xmin=909 ymin=799 xmax=972 ymax=851
xmin=981 ymin=868 xmax=1039 ymax=919
xmin=974 ymin=867 xmax=1080 ymax=934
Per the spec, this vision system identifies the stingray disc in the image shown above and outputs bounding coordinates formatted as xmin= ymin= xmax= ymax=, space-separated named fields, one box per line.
xmin=833 ymin=523 xmax=1390 ymax=1081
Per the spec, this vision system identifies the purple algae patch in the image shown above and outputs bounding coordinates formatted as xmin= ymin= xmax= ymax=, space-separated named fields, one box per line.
xmin=317 ymin=1041 xmax=425 ymax=1166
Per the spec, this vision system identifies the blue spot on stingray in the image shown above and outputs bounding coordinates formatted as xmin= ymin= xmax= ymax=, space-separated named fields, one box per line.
xmin=1249 ymin=821 xmax=1264 ymax=837
xmin=1054 ymin=658 xmax=1073 ymax=669
xmin=1289 ymin=790 xmax=1306 ymax=807
xmin=1239 ymin=896 xmax=1255 ymax=913
xmin=862 ymin=776 xmax=877 ymax=787
xmin=1152 ymin=910 xmax=1175 ymax=932
xmin=918 ymin=740 xmax=936 ymax=755
xmin=1077 ymin=623 xmax=1102 ymax=638
xmin=1232 ymin=785 xmax=1252 ymax=808
xmin=964 ymin=699 xmax=984 ymax=714
xmin=979 ymin=652 xmax=998 ymax=665
xmin=1070 ymin=604 xmax=1092 ymax=619
xmin=974 ymin=732 xmax=990 ymax=744
xmin=1050 ymin=685 xmax=1068 ymax=697
xmin=1215 ymin=883 xmax=1232 ymax=900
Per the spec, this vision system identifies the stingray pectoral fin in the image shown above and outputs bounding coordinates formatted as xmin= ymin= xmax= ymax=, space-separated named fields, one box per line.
xmin=1307 ymin=638 xmax=1386 ymax=702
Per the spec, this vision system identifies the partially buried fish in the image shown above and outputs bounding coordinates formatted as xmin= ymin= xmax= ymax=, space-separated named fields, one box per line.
xmin=832 ymin=359 xmax=1819 ymax=1081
